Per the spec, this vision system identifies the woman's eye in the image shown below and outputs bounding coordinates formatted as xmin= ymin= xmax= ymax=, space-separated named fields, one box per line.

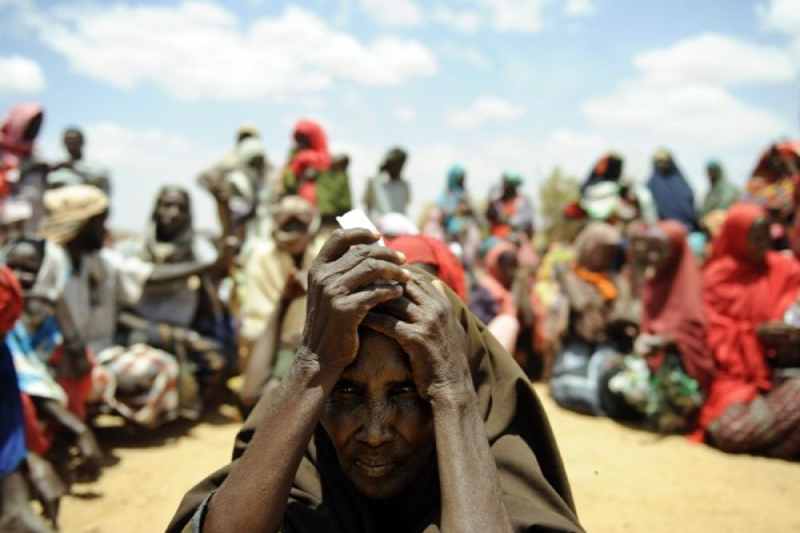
xmin=391 ymin=384 xmax=418 ymax=396
xmin=333 ymin=382 xmax=360 ymax=396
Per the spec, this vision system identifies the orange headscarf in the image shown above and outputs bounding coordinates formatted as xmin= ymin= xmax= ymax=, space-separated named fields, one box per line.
xmin=573 ymin=222 xmax=620 ymax=301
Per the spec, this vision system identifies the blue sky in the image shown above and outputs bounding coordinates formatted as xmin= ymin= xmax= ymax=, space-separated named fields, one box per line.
xmin=1 ymin=0 xmax=798 ymax=230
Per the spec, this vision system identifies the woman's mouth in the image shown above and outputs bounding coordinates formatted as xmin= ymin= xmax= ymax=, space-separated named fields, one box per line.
xmin=354 ymin=458 xmax=396 ymax=478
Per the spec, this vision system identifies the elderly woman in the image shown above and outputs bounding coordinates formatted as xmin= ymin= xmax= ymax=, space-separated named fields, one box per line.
xmin=168 ymin=229 xmax=583 ymax=533
xmin=549 ymin=223 xmax=636 ymax=417
xmin=699 ymin=203 xmax=800 ymax=457
xmin=607 ymin=222 xmax=711 ymax=433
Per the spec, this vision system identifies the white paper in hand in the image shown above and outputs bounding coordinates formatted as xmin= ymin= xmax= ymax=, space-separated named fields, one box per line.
xmin=336 ymin=209 xmax=384 ymax=245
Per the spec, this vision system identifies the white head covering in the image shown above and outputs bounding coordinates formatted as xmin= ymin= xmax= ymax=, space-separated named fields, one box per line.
xmin=377 ymin=212 xmax=419 ymax=238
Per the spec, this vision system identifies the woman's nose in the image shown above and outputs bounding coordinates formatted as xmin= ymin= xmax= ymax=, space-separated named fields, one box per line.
xmin=357 ymin=402 xmax=394 ymax=447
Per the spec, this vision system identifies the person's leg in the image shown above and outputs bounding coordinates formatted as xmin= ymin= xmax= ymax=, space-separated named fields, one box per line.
xmin=709 ymin=378 xmax=800 ymax=455
xmin=0 ymin=469 xmax=55 ymax=533
xmin=550 ymin=340 xmax=599 ymax=415
xmin=102 ymin=344 xmax=179 ymax=428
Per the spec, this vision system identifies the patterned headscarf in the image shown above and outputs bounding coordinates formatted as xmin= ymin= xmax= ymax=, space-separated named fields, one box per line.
xmin=40 ymin=184 xmax=109 ymax=245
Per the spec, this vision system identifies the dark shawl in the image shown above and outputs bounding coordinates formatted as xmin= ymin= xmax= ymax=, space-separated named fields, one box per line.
xmin=167 ymin=283 xmax=583 ymax=532
xmin=647 ymin=163 xmax=698 ymax=232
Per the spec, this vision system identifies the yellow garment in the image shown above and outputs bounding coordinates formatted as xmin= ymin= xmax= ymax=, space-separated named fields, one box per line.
xmin=573 ymin=266 xmax=618 ymax=301
xmin=40 ymin=184 xmax=109 ymax=244
xmin=238 ymin=232 xmax=326 ymax=344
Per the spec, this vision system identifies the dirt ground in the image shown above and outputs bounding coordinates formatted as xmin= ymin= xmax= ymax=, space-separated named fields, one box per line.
xmin=59 ymin=385 xmax=799 ymax=533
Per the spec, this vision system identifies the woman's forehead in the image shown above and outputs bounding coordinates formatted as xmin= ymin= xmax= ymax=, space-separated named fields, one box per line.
xmin=345 ymin=329 xmax=410 ymax=380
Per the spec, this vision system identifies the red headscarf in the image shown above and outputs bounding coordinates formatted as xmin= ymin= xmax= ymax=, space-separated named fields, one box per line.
xmin=0 ymin=266 xmax=23 ymax=334
xmin=0 ymin=103 xmax=43 ymax=198
xmin=289 ymin=120 xmax=331 ymax=205
xmin=0 ymin=103 xmax=43 ymax=166
xmin=698 ymin=203 xmax=800 ymax=434
xmin=478 ymin=241 xmax=517 ymax=316
xmin=387 ymin=235 xmax=466 ymax=300
xmin=642 ymin=221 xmax=711 ymax=390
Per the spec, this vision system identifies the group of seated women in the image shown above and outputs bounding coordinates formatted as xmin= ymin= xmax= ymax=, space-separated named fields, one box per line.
xmin=544 ymin=203 xmax=800 ymax=457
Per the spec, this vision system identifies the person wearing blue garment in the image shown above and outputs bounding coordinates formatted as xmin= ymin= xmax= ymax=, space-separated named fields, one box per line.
xmin=647 ymin=148 xmax=699 ymax=232
xmin=0 ymin=265 xmax=56 ymax=532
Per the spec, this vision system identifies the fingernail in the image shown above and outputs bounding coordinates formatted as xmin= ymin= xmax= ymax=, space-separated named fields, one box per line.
xmin=402 ymin=269 xmax=412 ymax=279
xmin=396 ymin=251 xmax=406 ymax=263
xmin=372 ymin=230 xmax=381 ymax=239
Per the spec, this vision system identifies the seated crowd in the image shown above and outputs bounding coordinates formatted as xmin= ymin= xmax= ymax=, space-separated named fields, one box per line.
xmin=0 ymin=101 xmax=799 ymax=532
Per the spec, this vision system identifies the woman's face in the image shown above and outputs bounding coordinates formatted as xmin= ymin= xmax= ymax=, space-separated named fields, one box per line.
xmin=155 ymin=190 xmax=190 ymax=240
xmin=584 ymin=241 xmax=619 ymax=273
xmin=321 ymin=329 xmax=435 ymax=500
xmin=496 ymin=251 xmax=518 ymax=287
xmin=631 ymin=234 xmax=670 ymax=280
xmin=746 ymin=218 xmax=771 ymax=266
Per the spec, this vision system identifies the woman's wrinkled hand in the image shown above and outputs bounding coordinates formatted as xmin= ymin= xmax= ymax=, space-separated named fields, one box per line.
xmin=362 ymin=276 xmax=472 ymax=405
xmin=301 ymin=229 xmax=410 ymax=371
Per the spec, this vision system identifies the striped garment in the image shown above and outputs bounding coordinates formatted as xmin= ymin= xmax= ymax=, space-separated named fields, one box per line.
xmin=95 ymin=343 xmax=179 ymax=428
xmin=708 ymin=378 xmax=800 ymax=459
xmin=7 ymin=318 xmax=67 ymax=405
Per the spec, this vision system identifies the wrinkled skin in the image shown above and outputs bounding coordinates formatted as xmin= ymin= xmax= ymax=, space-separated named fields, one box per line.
xmin=205 ymin=230 xmax=514 ymax=533
xmin=321 ymin=329 xmax=435 ymax=499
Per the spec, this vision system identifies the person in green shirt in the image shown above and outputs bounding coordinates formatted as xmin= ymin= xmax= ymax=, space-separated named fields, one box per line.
xmin=700 ymin=160 xmax=740 ymax=219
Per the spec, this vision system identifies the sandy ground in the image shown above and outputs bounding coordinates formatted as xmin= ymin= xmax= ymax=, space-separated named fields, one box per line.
xmin=59 ymin=385 xmax=800 ymax=533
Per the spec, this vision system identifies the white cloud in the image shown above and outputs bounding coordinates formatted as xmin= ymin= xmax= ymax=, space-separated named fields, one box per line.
xmin=22 ymin=2 xmax=436 ymax=101
xmin=580 ymin=31 xmax=793 ymax=193
xmin=447 ymin=96 xmax=526 ymax=129
xmin=0 ymin=55 xmax=45 ymax=93
xmin=584 ymin=79 xmax=786 ymax=150
xmin=41 ymin=122 xmax=220 ymax=232
xmin=432 ymin=5 xmax=482 ymax=32
xmin=759 ymin=0 xmax=800 ymax=39
xmin=358 ymin=0 xmax=422 ymax=26
xmin=564 ymin=0 xmax=595 ymax=17
xmin=634 ymin=33 xmax=796 ymax=86
xmin=393 ymin=106 xmax=417 ymax=122
xmin=439 ymin=42 xmax=492 ymax=69
xmin=759 ymin=0 xmax=800 ymax=57
xmin=480 ymin=0 xmax=545 ymax=32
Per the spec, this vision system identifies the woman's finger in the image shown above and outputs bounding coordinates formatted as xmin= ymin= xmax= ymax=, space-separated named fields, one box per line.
xmin=360 ymin=312 xmax=413 ymax=341
xmin=338 ymin=284 xmax=404 ymax=313
xmin=314 ymin=229 xmax=380 ymax=265
xmin=337 ymin=258 xmax=411 ymax=291
xmin=403 ymin=276 xmax=442 ymax=306
xmin=374 ymin=296 xmax=420 ymax=322
xmin=326 ymin=243 xmax=406 ymax=277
